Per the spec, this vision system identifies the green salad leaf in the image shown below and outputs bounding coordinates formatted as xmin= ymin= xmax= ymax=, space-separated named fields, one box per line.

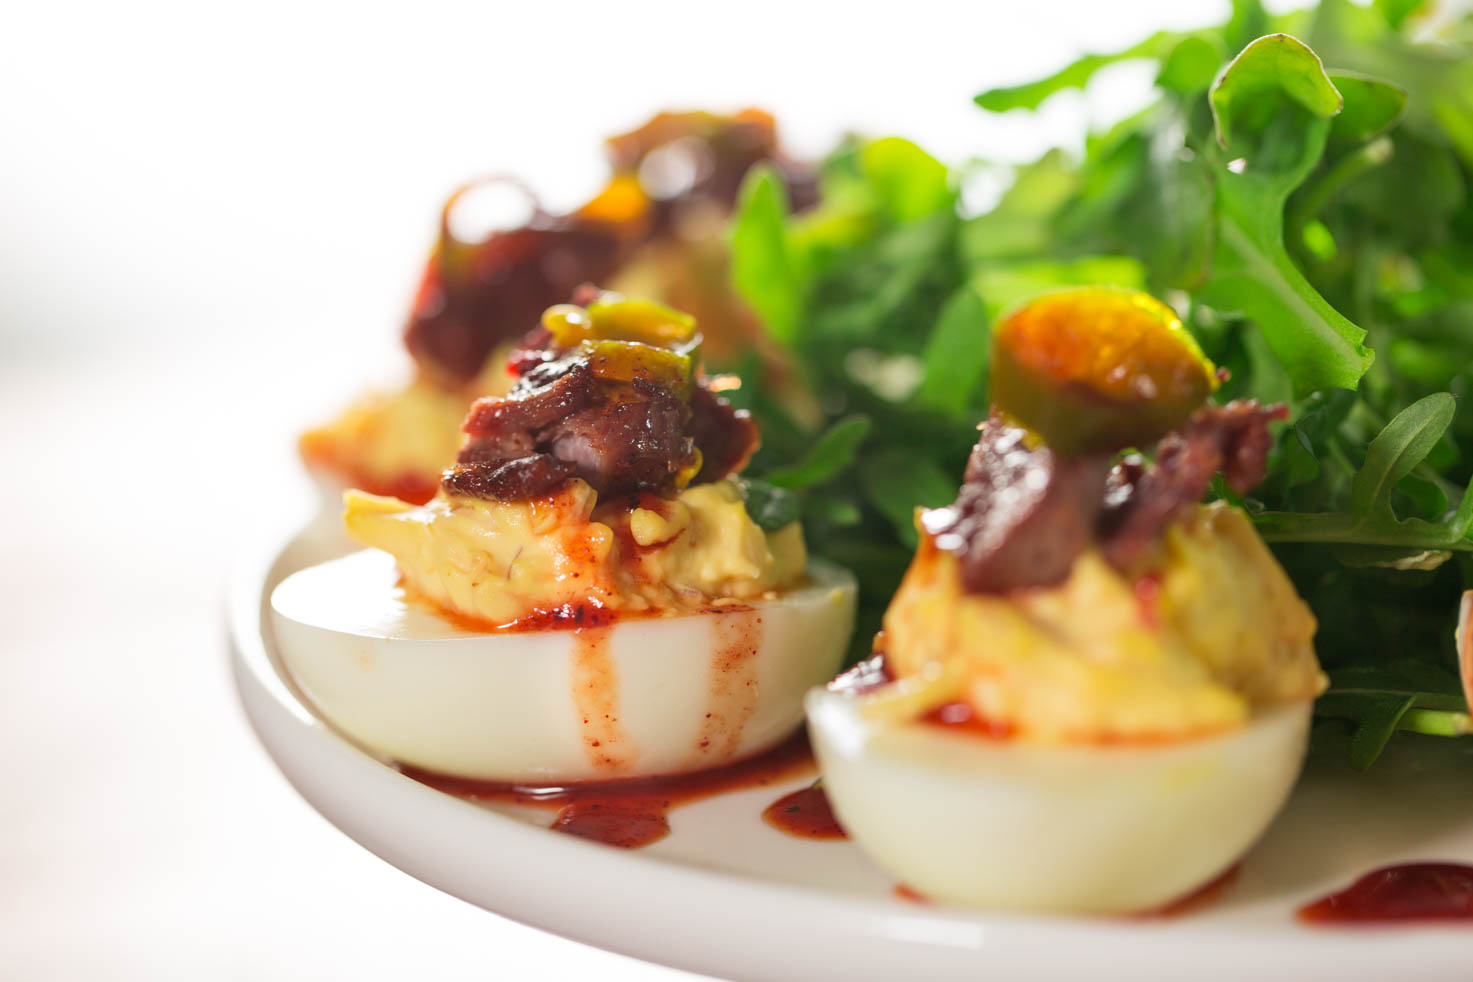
xmin=762 ymin=416 xmax=873 ymax=490
xmin=730 ymin=165 xmax=802 ymax=346
xmin=1200 ymin=34 xmax=1376 ymax=395
xmin=726 ymin=0 xmax=1473 ymax=759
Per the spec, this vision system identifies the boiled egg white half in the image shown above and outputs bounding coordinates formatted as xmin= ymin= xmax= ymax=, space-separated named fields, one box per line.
xmin=271 ymin=549 xmax=855 ymax=783
xmin=807 ymin=685 xmax=1312 ymax=913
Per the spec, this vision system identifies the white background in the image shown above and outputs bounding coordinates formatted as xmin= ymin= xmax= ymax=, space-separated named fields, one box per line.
xmin=1 ymin=1 xmax=1276 ymax=978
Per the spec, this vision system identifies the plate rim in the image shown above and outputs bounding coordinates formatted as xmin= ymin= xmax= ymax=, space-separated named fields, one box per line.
xmin=228 ymin=507 xmax=1471 ymax=982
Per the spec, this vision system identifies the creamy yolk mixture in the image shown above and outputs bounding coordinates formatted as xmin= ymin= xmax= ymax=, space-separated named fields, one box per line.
xmin=344 ymin=478 xmax=805 ymax=626
xmin=878 ymin=502 xmax=1324 ymax=742
xmin=300 ymin=350 xmax=515 ymax=497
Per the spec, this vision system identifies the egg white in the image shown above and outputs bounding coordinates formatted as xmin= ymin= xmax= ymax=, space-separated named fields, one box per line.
xmin=806 ymin=686 xmax=1312 ymax=913
xmin=271 ymin=549 xmax=855 ymax=783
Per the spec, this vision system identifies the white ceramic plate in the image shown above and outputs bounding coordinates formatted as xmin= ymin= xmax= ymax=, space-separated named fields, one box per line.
xmin=230 ymin=507 xmax=1473 ymax=982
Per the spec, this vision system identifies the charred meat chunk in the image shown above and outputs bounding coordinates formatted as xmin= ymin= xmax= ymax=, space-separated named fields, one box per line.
xmin=1099 ymin=401 xmax=1285 ymax=569
xmin=923 ymin=418 xmax=1112 ymax=593
xmin=442 ymin=295 xmax=754 ymax=501
xmin=442 ymin=453 xmax=574 ymax=500
xmin=542 ymin=382 xmax=693 ymax=494
xmin=927 ymin=401 xmax=1284 ymax=594
xmin=687 ymin=386 xmax=760 ymax=484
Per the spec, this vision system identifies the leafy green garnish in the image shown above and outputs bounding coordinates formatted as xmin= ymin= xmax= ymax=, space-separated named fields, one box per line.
xmin=742 ymin=479 xmax=801 ymax=531
xmin=914 ymin=284 xmax=990 ymax=415
xmin=730 ymin=165 xmax=802 ymax=347
xmin=1352 ymin=392 xmax=1457 ymax=518
xmin=762 ymin=416 xmax=873 ymax=490
xmin=725 ymin=0 xmax=1473 ymax=755
xmin=1200 ymin=34 xmax=1375 ymax=395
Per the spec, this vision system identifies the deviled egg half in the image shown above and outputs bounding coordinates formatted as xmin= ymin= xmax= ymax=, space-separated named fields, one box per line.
xmin=807 ymin=288 xmax=1325 ymax=914
xmin=275 ymin=292 xmax=855 ymax=783
xmin=299 ymin=109 xmax=811 ymax=505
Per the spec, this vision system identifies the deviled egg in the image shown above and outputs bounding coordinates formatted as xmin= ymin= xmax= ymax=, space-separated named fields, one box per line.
xmin=807 ymin=288 xmax=1325 ymax=913
xmin=300 ymin=110 xmax=812 ymax=504
xmin=276 ymin=292 xmax=855 ymax=783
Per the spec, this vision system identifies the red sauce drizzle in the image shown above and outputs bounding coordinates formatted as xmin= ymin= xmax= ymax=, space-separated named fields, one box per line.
xmin=402 ymin=731 xmax=817 ymax=849
xmin=363 ymin=471 xmax=440 ymax=506
xmin=693 ymin=609 xmax=764 ymax=760
xmin=568 ymin=625 xmax=635 ymax=770
xmin=1298 ymin=863 xmax=1473 ymax=924
xmin=1133 ymin=571 xmax=1162 ymax=631
xmin=893 ymin=884 xmax=930 ymax=904
xmin=762 ymin=783 xmax=846 ymax=840
xmin=1131 ymin=864 xmax=1240 ymax=918
xmin=551 ymin=798 xmax=670 ymax=849
xmin=498 ymin=600 xmax=618 ymax=632
xmin=921 ymin=701 xmax=1016 ymax=739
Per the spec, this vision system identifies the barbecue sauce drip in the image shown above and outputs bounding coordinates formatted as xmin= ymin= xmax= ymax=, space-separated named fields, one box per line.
xmin=921 ymin=701 xmax=1016 ymax=739
xmin=570 ymin=626 xmax=634 ymax=770
xmin=1298 ymin=863 xmax=1473 ymax=923
xmin=694 ymin=610 xmax=763 ymax=760
xmin=761 ymin=783 xmax=846 ymax=840
xmin=402 ymin=731 xmax=817 ymax=849
xmin=1132 ymin=864 xmax=1240 ymax=918
xmin=551 ymin=798 xmax=670 ymax=849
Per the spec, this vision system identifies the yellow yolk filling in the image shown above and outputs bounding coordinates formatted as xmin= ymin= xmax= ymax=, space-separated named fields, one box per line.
xmin=343 ymin=478 xmax=806 ymax=626
xmin=300 ymin=348 xmax=515 ymax=494
xmin=877 ymin=502 xmax=1324 ymax=742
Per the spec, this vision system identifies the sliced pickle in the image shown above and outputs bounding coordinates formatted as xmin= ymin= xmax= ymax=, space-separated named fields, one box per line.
xmin=541 ymin=295 xmax=699 ymax=354
xmin=990 ymin=287 xmax=1218 ymax=454
xmin=582 ymin=338 xmax=694 ymax=397
xmin=542 ymin=303 xmax=596 ymax=348
xmin=587 ymin=296 xmax=698 ymax=348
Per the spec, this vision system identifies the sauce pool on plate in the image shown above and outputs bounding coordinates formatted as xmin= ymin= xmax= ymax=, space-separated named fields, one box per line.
xmin=762 ymin=783 xmax=846 ymax=840
xmin=1298 ymin=863 xmax=1473 ymax=924
xmin=402 ymin=731 xmax=818 ymax=848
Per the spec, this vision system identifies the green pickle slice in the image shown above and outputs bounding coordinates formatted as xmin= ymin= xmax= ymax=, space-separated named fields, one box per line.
xmin=581 ymin=338 xmax=694 ymax=397
xmin=542 ymin=296 xmax=698 ymax=350
xmin=990 ymin=287 xmax=1218 ymax=454
xmin=541 ymin=294 xmax=701 ymax=397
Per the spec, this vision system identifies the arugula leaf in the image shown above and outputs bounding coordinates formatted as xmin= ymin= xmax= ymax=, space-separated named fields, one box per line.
xmin=730 ymin=165 xmax=802 ymax=346
xmin=974 ymin=34 xmax=1171 ymax=112
xmin=1210 ymin=34 xmax=1344 ymax=153
xmin=1352 ymin=392 xmax=1457 ymax=518
xmin=1325 ymin=71 xmax=1407 ymax=150
xmin=858 ymin=447 xmax=959 ymax=548
xmin=914 ymin=284 xmax=990 ymax=416
xmin=742 ymin=480 xmax=801 ymax=531
xmin=1157 ymin=36 xmax=1227 ymax=95
xmin=1316 ymin=657 xmax=1471 ymax=767
xmin=1309 ymin=0 xmax=1473 ymax=168
xmin=761 ymin=416 xmax=872 ymax=490
xmin=961 ymin=151 xmax=1079 ymax=262
xmin=724 ymin=3 xmax=1473 ymax=770
xmin=1199 ymin=33 xmax=1376 ymax=395
xmin=1316 ymin=690 xmax=1419 ymax=769
xmin=972 ymin=256 xmax=1146 ymax=320
xmin=859 ymin=138 xmax=954 ymax=224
